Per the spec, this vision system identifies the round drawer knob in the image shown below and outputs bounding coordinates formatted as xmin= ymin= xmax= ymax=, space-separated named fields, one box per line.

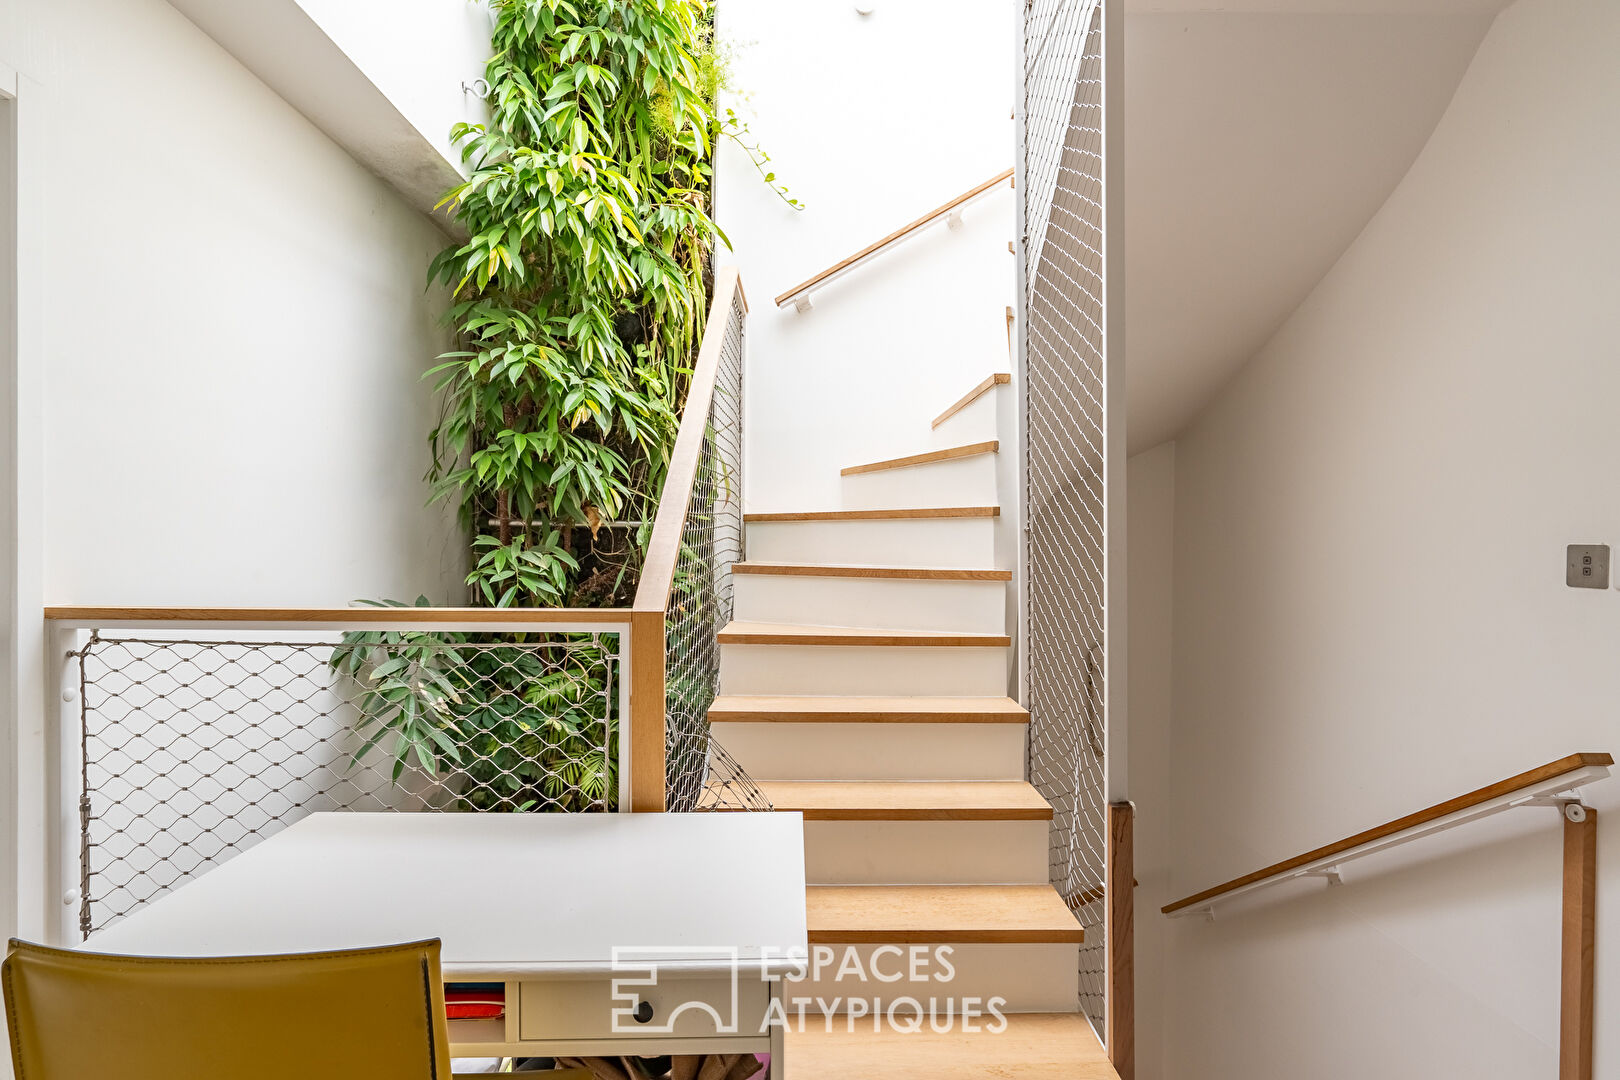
xmin=633 ymin=1000 xmax=655 ymax=1025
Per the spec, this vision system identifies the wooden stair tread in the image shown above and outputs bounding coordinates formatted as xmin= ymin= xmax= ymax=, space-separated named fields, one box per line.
xmin=783 ymin=1013 xmax=1117 ymax=1080
xmin=734 ymin=562 xmax=1011 ymax=581
xmin=932 ymin=372 xmax=1011 ymax=429
xmin=708 ymin=695 xmax=1029 ymax=723
xmin=744 ymin=506 xmax=998 ymax=523
xmin=841 ymin=440 xmax=998 ymax=477
xmin=752 ymin=781 xmax=1052 ymax=820
xmin=806 ymin=885 xmax=1085 ymax=943
xmin=717 ymin=622 xmax=1011 ymax=647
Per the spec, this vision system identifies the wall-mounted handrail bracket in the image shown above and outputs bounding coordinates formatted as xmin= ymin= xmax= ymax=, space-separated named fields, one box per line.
xmin=1513 ymin=789 xmax=1590 ymax=822
xmin=1299 ymin=865 xmax=1345 ymax=887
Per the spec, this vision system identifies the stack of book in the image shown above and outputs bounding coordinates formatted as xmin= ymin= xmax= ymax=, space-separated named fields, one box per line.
xmin=444 ymin=982 xmax=505 ymax=1021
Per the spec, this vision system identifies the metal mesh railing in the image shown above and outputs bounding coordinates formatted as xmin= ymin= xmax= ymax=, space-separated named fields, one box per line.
xmin=1022 ymin=0 xmax=1110 ymax=1028
xmin=663 ymin=284 xmax=769 ymax=814
xmin=70 ymin=628 xmax=619 ymax=937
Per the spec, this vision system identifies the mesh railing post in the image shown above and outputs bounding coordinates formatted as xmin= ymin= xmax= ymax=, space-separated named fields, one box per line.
xmin=661 ymin=287 xmax=769 ymax=814
xmin=1023 ymin=0 xmax=1112 ymax=1033
xmin=68 ymin=632 xmax=94 ymax=939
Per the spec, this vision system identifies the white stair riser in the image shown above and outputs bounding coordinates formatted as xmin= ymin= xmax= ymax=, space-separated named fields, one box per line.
xmin=841 ymin=454 xmax=998 ymax=510
xmin=782 ymin=943 xmax=1079 ymax=1015
xmin=744 ymin=518 xmax=998 ymax=569
xmin=710 ymin=721 xmax=1025 ymax=781
xmin=803 ymin=821 xmax=1048 ymax=885
xmin=719 ymin=644 xmax=1009 ymax=697
xmin=734 ymin=575 xmax=1006 ymax=634
xmin=929 ymin=389 xmax=1000 ymax=448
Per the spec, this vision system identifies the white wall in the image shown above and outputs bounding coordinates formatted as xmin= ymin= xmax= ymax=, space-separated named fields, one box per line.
xmin=0 ymin=0 xmax=466 ymax=961
xmin=714 ymin=0 xmax=1017 ymax=513
xmin=164 ymin=0 xmax=492 ymax=219
xmin=1126 ymin=442 xmax=1174 ymax=1080
xmin=1151 ymin=0 xmax=1620 ymax=1074
xmin=0 ymin=84 xmax=17 ymax=967
xmin=15 ymin=0 xmax=465 ymax=606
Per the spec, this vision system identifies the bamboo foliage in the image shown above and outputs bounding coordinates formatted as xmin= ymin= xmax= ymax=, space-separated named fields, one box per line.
xmin=428 ymin=0 xmax=727 ymax=608
xmin=329 ymin=3 xmax=795 ymax=811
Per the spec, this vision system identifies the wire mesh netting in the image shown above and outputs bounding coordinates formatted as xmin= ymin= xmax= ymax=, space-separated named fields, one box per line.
xmin=1023 ymin=0 xmax=1110 ymax=1028
xmin=663 ymin=285 xmax=770 ymax=814
xmin=71 ymin=629 xmax=619 ymax=937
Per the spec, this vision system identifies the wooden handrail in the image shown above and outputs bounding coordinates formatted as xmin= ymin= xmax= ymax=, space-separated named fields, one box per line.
xmin=1162 ymin=751 xmax=1614 ymax=915
xmin=773 ymin=168 xmax=1013 ymax=309
xmin=43 ymin=606 xmax=629 ymax=626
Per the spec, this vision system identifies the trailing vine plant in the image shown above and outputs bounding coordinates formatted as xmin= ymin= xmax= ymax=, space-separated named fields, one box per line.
xmin=332 ymin=0 xmax=796 ymax=810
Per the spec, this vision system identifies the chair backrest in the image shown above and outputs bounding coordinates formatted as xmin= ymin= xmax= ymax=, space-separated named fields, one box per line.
xmin=3 ymin=937 xmax=454 ymax=1080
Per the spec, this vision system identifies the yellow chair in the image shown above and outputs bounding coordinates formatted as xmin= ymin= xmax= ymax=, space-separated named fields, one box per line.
xmin=4 ymin=937 xmax=463 ymax=1079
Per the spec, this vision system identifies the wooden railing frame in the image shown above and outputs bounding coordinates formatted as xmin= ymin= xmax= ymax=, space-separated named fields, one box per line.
xmin=42 ymin=607 xmax=628 ymax=628
xmin=1162 ymin=751 xmax=1609 ymax=1080
xmin=629 ymin=264 xmax=747 ymax=812
xmin=1562 ymin=807 xmax=1598 ymax=1080
xmin=44 ymin=266 xmax=750 ymax=818
xmin=1106 ymin=802 xmax=1135 ymax=1080
xmin=773 ymin=169 xmax=1013 ymax=311
xmin=38 ymin=606 xmax=637 ymax=944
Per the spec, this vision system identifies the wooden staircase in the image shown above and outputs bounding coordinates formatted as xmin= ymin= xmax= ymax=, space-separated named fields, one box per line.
xmin=709 ymin=372 xmax=1116 ymax=1076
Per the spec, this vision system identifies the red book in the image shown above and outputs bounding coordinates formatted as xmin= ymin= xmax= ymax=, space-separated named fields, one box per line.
xmin=446 ymin=986 xmax=505 ymax=1021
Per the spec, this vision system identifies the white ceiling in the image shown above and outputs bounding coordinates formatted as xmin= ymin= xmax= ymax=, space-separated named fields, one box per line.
xmin=1123 ymin=6 xmax=1505 ymax=452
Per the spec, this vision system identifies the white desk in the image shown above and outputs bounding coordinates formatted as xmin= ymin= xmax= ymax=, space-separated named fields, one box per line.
xmin=84 ymin=812 xmax=808 ymax=1067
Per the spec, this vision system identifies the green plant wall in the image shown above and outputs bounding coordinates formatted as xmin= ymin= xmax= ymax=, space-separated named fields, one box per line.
xmin=335 ymin=2 xmax=798 ymax=810
xmin=428 ymin=0 xmax=728 ymax=609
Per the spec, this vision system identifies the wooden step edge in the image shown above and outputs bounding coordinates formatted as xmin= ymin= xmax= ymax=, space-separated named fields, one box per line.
xmin=744 ymin=506 xmax=999 ymax=523
xmin=788 ymin=807 xmax=1052 ymax=821
xmin=806 ymin=886 xmax=1085 ymax=945
xmin=707 ymin=696 xmax=1029 ymax=724
xmin=733 ymin=563 xmax=1012 ymax=581
xmin=840 ymin=440 xmax=998 ymax=477
xmin=768 ymin=804 xmax=1052 ymax=822
xmin=932 ymin=373 xmax=1011 ymax=429
xmin=751 ymin=782 xmax=1053 ymax=822
xmin=717 ymin=623 xmax=1011 ymax=647
xmin=806 ymin=927 xmax=1084 ymax=944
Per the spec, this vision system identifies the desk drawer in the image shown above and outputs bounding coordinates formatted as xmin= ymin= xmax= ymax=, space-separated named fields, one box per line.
xmin=518 ymin=976 xmax=769 ymax=1041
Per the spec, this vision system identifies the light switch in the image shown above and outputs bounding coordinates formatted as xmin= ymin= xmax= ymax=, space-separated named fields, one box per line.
xmin=1566 ymin=544 xmax=1610 ymax=589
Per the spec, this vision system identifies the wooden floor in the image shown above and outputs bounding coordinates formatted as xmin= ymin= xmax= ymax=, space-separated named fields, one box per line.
xmin=783 ymin=1012 xmax=1120 ymax=1080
